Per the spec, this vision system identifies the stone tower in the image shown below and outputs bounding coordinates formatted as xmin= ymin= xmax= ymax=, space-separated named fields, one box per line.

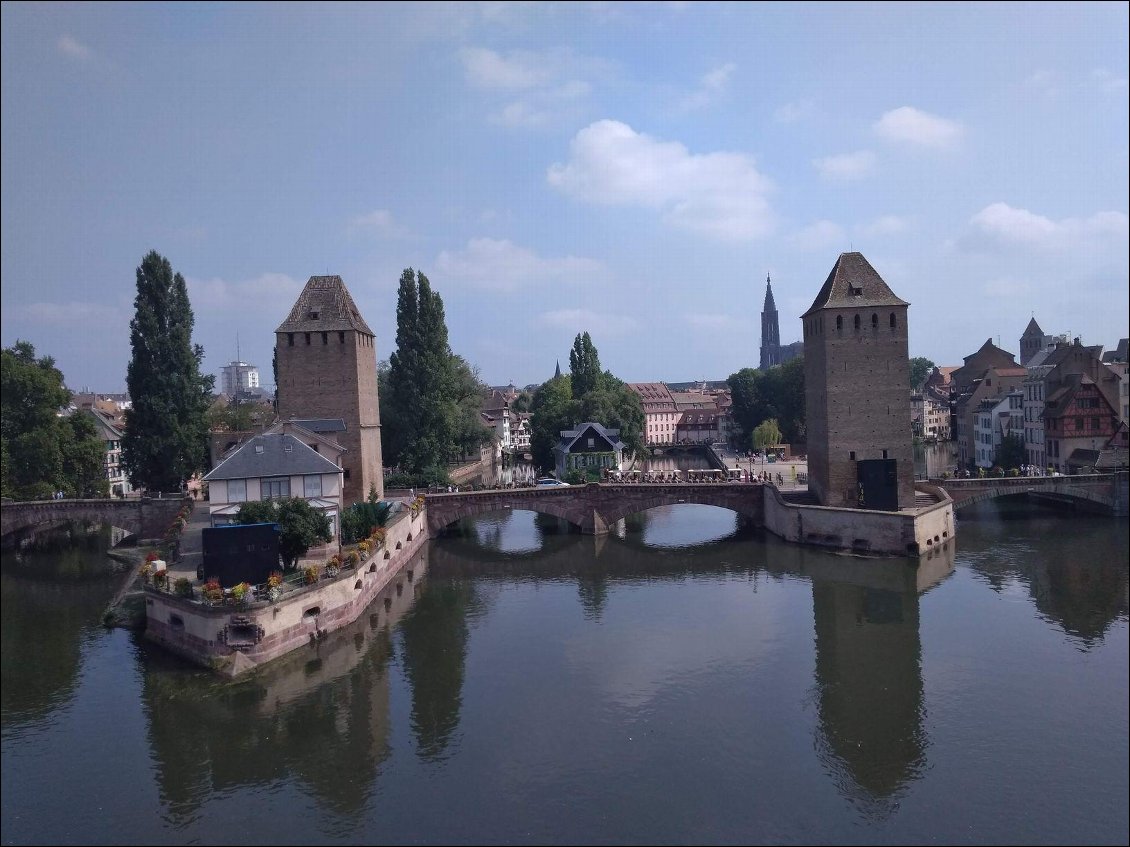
xmin=801 ymin=253 xmax=913 ymax=509
xmin=1019 ymin=317 xmax=1046 ymax=366
xmin=275 ymin=275 xmax=383 ymax=505
xmin=760 ymin=274 xmax=781 ymax=370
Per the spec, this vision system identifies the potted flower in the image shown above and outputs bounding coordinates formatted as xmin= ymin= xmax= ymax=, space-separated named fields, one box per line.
xmin=267 ymin=571 xmax=284 ymax=603
xmin=139 ymin=562 xmax=153 ymax=584
xmin=344 ymin=550 xmax=360 ymax=569
xmin=231 ymin=582 xmax=252 ymax=608
xmin=358 ymin=540 xmax=371 ymax=558
xmin=152 ymin=568 xmax=168 ymax=589
xmin=325 ymin=555 xmax=341 ymax=578
xmin=304 ymin=564 xmax=320 ymax=585
xmin=203 ymin=578 xmax=223 ymax=605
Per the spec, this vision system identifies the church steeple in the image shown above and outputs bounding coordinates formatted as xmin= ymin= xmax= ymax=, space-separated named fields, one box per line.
xmin=554 ymin=360 xmax=562 ymax=379
xmin=760 ymin=272 xmax=781 ymax=370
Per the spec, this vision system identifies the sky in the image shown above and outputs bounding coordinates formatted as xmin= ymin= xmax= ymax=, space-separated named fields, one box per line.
xmin=2 ymin=2 xmax=1127 ymax=394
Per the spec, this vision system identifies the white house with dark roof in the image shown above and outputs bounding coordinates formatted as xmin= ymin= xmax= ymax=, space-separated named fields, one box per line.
xmin=203 ymin=431 xmax=344 ymax=542
xmin=553 ymin=422 xmax=626 ymax=478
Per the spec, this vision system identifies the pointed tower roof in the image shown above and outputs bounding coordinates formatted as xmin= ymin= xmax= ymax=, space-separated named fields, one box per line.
xmin=1022 ymin=316 xmax=1044 ymax=337
xmin=762 ymin=273 xmax=777 ymax=312
xmin=802 ymin=252 xmax=908 ymax=317
xmin=276 ymin=275 xmax=374 ymax=335
xmin=554 ymin=360 xmax=562 ymax=379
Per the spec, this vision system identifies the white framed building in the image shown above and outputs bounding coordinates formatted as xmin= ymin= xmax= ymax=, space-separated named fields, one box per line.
xmin=220 ymin=360 xmax=261 ymax=396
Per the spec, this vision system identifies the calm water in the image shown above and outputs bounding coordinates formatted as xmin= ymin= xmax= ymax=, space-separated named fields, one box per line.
xmin=2 ymin=502 xmax=1127 ymax=845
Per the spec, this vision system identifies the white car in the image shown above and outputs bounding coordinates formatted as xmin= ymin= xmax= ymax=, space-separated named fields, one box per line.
xmin=535 ymin=477 xmax=571 ymax=487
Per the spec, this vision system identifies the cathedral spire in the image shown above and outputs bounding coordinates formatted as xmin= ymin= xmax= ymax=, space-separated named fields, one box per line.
xmin=554 ymin=359 xmax=562 ymax=379
xmin=763 ymin=273 xmax=777 ymax=312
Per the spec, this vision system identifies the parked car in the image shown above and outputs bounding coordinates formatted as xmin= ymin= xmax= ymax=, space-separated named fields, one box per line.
xmin=535 ymin=477 xmax=571 ymax=487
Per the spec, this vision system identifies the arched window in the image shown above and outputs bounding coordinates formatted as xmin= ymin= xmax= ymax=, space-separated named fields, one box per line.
xmin=889 ymin=312 xmax=896 ymax=328
xmin=871 ymin=313 xmax=878 ymax=328
xmin=853 ymin=314 xmax=861 ymax=331
xmin=836 ymin=315 xmax=843 ymax=331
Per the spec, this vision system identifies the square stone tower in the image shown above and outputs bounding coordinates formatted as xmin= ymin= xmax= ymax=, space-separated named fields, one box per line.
xmin=801 ymin=253 xmax=913 ymax=509
xmin=275 ymin=275 xmax=383 ymax=505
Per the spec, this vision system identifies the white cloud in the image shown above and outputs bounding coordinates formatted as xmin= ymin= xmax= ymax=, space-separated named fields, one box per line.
xmin=1090 ymin=68 xmax=1129 ymax=93
xmin=790 ymin=220 xmax=846 ymax=252
xmin=460 ymin=47 xmax=553 ymax=90
xmin=436 ymin=238 xmax=608 ymax=292
xmin=547 ymin=120 xmax=774 ymax=241
xmin=968 ymin=202 xmax=1129 ymax=247
xmin=677 ymin=62 xmax=736 ymax=111
xmin=57 ymin=34 xmax=92 ymax=61
xmin=874 ymin=106 xmax=963 ymax=149
xmin=858 ymin=215 xmax=909 ymax=236
xmin=348 ymin=209 xmax=409 ymax=239
xmin=187 ymin=273 xmax=303 ymax=311
xmin=813 ymin=150 xmax=876 ymax=181
xmin=774 ymin=99 xmax=815 ymax=124
xmin=11 ymin=300 xmax=122 ymax=326
xmin=537 ymin=309 xmax=638 ymax=337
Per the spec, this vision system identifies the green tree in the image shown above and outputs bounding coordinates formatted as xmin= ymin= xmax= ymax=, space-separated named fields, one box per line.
xmin=450 ymin=355 xmax=493 ymax=461
xmin=569 ymin=332 xmax=602 ymax=398
xmin=752 ymin=418 xmax=783 ymax=452
xmin=995 ymin=432 xmax=1025 ymax=471
xmin=512 ymin=390 xmax=533 ymax=413
xmin=122 ymin=251 xmax=214 ymax=493
xmin=529 ymin=372 xmax=574 ymax=472
xmin=235 ymin=497 xmax=333 ymax=569
xmin=727 ymin=368 xmax=769 ymax=446
xmin=1 ymin=341 xmax=107 ymax=499
xmin=910 ymin=356 xmax=936 ymax=390
xmin=728 ymin=359 xmax=805 ymax=447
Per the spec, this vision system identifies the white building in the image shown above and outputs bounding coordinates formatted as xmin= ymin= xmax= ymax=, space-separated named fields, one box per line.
xmin=221 ymin=361 xmax=260 ymax=396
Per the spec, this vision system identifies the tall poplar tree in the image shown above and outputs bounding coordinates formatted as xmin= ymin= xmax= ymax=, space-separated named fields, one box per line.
xmin=122 ymin=251 xmax=214 ymax=493
xmin=569 ymin=331 xmax=602 ymax=398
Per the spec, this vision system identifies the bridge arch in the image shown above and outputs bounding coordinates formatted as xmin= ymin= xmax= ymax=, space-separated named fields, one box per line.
xmin=0 ymin=498 xmax=189 ymax=545
xmin=933 ymin=474 xmax=1124 ymax=515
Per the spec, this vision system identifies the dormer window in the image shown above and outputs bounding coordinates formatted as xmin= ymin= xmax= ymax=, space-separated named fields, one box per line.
xmin=849 ymin=285 xmax=863 ymax=296
xmin=309 ymin=311 xmax=320 ymax=320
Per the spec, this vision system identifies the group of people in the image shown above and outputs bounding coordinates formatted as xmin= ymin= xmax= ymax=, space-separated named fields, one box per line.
xmin=50 ymin=490 xmax=67 ymax=500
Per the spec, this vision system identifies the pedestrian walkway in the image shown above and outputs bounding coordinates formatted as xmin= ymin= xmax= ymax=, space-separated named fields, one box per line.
xmin=170 ymin=499 xmax=209 ymax=583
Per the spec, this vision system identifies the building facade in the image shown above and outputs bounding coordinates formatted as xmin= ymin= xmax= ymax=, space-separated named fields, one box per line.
xmin=802 ymin=252 xmax=914 ymax=509
xmin=275 ymin=275 xmax=383 ymax=505
xmin=220 ymin=361 xmax=260 ymax=396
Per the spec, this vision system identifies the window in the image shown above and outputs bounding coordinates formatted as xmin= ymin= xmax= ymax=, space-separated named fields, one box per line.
xmin=261 ymin=477 xmax=290 ymax=500
xmin=871 ymin=313 xmax=878 ymax=328
xmin=321 ymin=332 xmax=328 ymax=345
xmin=889 ymin=312 xmax=896 ymax=328
xmin=836 ymin=315 xmax=843 ymax=331
xmin=287 ymin=333 xmax=294 ymax=347
xmin=587 ymin=437 xmax=594 ymax=448
xmin=1091 ymin=417 xmax=1099 ymax=430
xmin=228 ymin=479 xmax=247 ymax=502
xmin=1075 ymin=417 xmax=1083 ymax=430
xmin=309 ymin=311 xmax=320 ymax=320
xmin=304 ymin=475 xmax=322 ymax=498
xmin=849 ymin=451 xmax=856 ymax=460
xmin=853 ymin=314 xmax=861 ymax=331
xmin=304 ymin=332 xmax=311 ymax=345
xmin=339 ymin=331 xmax=345 ymax=344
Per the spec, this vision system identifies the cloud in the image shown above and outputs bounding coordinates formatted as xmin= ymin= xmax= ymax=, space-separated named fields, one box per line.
xmin=435 ymin=238 xmax=608 ymax=292
xmin=676 ymin=62 xmax=736 ymax=111
xmin=791 ymin=220 xmax=845 ymax=252
xmin=186 ymin=272 xmax=304 ymax=311
xmin=11 ymin=301 xmax=123 ymax=327
xmin=967 ymin=202 xmax=1129 ymax=248
xmin=774 ymin=99 xmax=815 ymax=124
xmin=460 ymin=47 xmax=553 ymax=89
xmin=348 ymin=209 xmax=409 ymax=239
xmin=874 ymin=106 xmax=963 ymax=149
xmin=813 ymin=150 xmax=876 ymax=181
xmin=858 ymin=215 xmax=909 ymax=236
xmin=57 ymin=34 xmax=92 ymax=61
xmin=1089 ymin=68 xmax=1129 ymax=94
xmin=537 ymin=309 xmax=638 ymax=337
xmin=547 ymin=120 xmax=774 ymax=241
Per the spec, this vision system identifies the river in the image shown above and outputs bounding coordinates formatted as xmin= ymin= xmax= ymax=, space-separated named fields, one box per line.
xmin=2 ymin=501 xmax=1126 ymax=845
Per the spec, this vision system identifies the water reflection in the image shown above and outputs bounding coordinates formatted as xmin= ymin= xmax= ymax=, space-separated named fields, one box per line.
xmin=958 ymin=500 xmax=1129 ymax=645
xmin=140 ymin=547 xmax=428 ymax=820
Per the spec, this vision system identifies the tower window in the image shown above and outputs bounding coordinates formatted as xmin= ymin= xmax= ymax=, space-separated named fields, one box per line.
xmin=321 ymin=332 xmax=328 ymax=345
xmin=871 ymin=313 xmax=878 ymax=328
xmin=849 ymin=285 xmax=863 ymax=296
xmin=853 ymin=314 xmax=861 ymax=331
xmin=889 ymin=312 xmax=896 ymax=328
xmin=882 ymin=449 xmax=888 ymax=459
xmin=304 ymin=333 xmax=311 ymax=345
xmin=836 ymin=315 xmax=843 ymax=331
xmin=339 ymin=331 xmax=345 ymax=344
xmin=287 ymin=333 xmax=294 ymax=347
xmin=849 ymin=451 xmax=856 ymax=460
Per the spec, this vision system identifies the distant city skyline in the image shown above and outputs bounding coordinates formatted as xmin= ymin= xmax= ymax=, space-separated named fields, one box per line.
xmin=2 ymin=2 xmax=1127 ymax=392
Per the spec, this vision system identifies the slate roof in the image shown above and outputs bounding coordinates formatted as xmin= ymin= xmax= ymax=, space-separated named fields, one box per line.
xmin=204 ymin=433 xmax=343 ymax=481
xmin=1022 ymin=317 xmax=1044 ymax=337
xmin=554 ymin=422 xmax=625 ymax=454
xmin=1101 ymin=338 xmax=1129 ymax=363
xmin=802 ymin=252 xmax=908 ymax=317
xmin=275 ymin=275 xmax=374 ymax=335
xmin=289 ymin=418 xmax=347 ymax=433
xmin=762 ymin=274 xmax=777 ymax=312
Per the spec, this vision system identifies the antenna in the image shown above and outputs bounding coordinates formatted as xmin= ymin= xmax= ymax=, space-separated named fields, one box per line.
xmin=236 ymin=332 xmax=240 ymax=364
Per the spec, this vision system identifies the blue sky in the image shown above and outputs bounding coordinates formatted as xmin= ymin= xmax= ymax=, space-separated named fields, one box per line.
xmin=2 ymin=2 xmax=1127 ymax=393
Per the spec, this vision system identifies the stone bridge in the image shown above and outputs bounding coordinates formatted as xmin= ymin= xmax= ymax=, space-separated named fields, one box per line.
xmin=931 ymin=472 xmax=1128 ymax=516
xmin=0 ymin=497 xmax=191 ymax=545
xmin=426 ymin=483 xmax=766 ymax=536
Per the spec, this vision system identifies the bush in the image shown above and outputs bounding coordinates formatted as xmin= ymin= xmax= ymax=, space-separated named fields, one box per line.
xmin=345 ymin=550 xmax=360 ymax=567
xmin=563 ymin=470 xmax=587 ymax=485
xmin=304 ymin=565 xmax=320 ymax=585
xmin=174 ymin=577 xmax=193 ymax=598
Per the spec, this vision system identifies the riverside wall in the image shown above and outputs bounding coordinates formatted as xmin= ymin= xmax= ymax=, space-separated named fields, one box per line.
xmin=144 ymin=505 xmax=429 ymax=677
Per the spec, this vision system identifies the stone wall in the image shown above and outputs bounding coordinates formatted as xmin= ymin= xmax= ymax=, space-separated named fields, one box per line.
xmin=145 ymin=503 xmax=426 ymax=676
